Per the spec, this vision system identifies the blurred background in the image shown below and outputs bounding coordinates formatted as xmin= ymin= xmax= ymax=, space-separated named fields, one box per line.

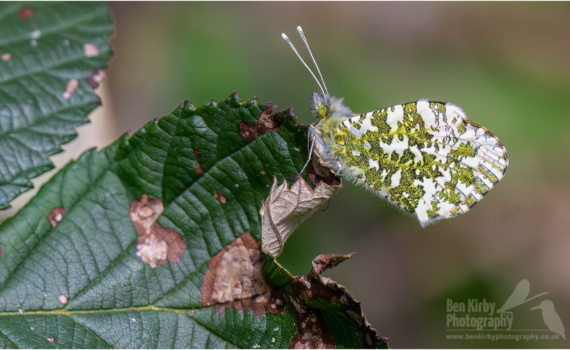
xmin=10 ymin=2 xmax=570 ymax=348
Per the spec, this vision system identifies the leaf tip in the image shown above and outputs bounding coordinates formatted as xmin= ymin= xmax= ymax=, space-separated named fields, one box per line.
xmin=230 ymin=90 xmax=240 ymax=103
xmin=310 ymin=253 xmax=355 ymax=277
xmin=178 ymin=99 xmax=195 ymax=110
xmin=247 ymin=97 xmax=259 ymax=105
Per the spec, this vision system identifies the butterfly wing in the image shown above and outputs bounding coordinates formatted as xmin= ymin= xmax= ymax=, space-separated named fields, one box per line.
xmin=327 ymin=99 xmax=508 ymax=227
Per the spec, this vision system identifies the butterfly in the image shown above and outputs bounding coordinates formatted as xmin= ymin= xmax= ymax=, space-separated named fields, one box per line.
xmin=282 ymin=26 xmax=508 ymax=227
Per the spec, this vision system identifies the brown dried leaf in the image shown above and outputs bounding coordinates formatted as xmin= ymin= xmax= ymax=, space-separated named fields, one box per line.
xmin=260 ymin=177 xmax=340 ymax=257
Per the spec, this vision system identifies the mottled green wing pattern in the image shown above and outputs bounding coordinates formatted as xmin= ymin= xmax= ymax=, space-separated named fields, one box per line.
xmin=327 ymin=99 xmax=508 ymax=227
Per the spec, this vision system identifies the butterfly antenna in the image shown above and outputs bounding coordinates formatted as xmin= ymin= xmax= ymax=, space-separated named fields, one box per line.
xmin=282 ymin=32 xmax=326 ymax=95
xmin=296 ymin=26 xmax=329 ymax=96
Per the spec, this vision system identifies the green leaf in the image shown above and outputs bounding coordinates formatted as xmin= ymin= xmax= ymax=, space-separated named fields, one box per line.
xmin=0 ymin=93 xmax=386 ymax=348
xmin=0 ymin=2 xmax=113 ymax=209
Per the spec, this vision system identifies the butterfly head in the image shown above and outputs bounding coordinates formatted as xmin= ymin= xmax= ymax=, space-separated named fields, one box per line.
xmin=312 ymin=92 xmax=331 ymax=120
xmin=312 ymin=92 xmax=353 ymax=122
xmin=282 ymin=27 xmax=352 ymax=122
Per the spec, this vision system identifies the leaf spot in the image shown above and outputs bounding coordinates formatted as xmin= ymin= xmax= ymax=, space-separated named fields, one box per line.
xmin=129 ymin=194 xmax=187 ymax=268
xmin=191 ymin=160 xmax=205 ymax=175
xmin=257 ymin=108 xmax=281 ymax=134
xmin=201 ymin=233 xmax=268 ymax=304
xmin=18 ymin=6 xmax=34 ymax=19
xmin=58 ymin=295 xmax=67 ymax=304
xmin=83 ymin=43 xmax=100 ymax=57
xmin=62 ymin=79 xmax=78 ymax=99
xmin=200 ymin=233 xmax=285 ymax=317
xmin=238 ymin=107 xmax=283 ymax=142
xmin=30 ymin=29 xmax=41 ymax=40
xmin=214 ymin=190 xmax=226 ymax=204
xmin=86 ymin=68 xmax=105 ymax=89
xmin=238 ymin=121 xmax=258 ymax=141
xmin=289 ymin=307 xmax=336 ymax=349
xmin=47 ymin=207 xmax=66 ymax=228
xmin=193 ymin=149 xmax=202 ymax=158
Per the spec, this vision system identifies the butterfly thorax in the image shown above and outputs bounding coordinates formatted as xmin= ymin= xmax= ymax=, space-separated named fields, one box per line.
xmin=309 ymin=92 xmax=353 ymax=174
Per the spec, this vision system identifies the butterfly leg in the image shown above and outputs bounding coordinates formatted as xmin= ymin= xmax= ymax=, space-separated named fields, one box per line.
xmin=295 ymin=128 xmax=317 ymax=179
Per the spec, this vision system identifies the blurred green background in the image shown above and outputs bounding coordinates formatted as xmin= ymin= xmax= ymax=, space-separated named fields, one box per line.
xmin=22 ymin=2 xmax=570 ymax=348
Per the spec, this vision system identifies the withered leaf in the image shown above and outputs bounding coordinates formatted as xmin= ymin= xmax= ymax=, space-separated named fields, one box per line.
xmin=260 ymin=177 xmax=340 ymax=257
xmin=288 ymin=253 xmax=387 ymax=349
xmin=196 ymin=234 xmax=387 ymax=348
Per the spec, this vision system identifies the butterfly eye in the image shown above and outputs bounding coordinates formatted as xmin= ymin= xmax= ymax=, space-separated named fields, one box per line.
xmin=317 ymin=104 xmax=329 ymax=119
